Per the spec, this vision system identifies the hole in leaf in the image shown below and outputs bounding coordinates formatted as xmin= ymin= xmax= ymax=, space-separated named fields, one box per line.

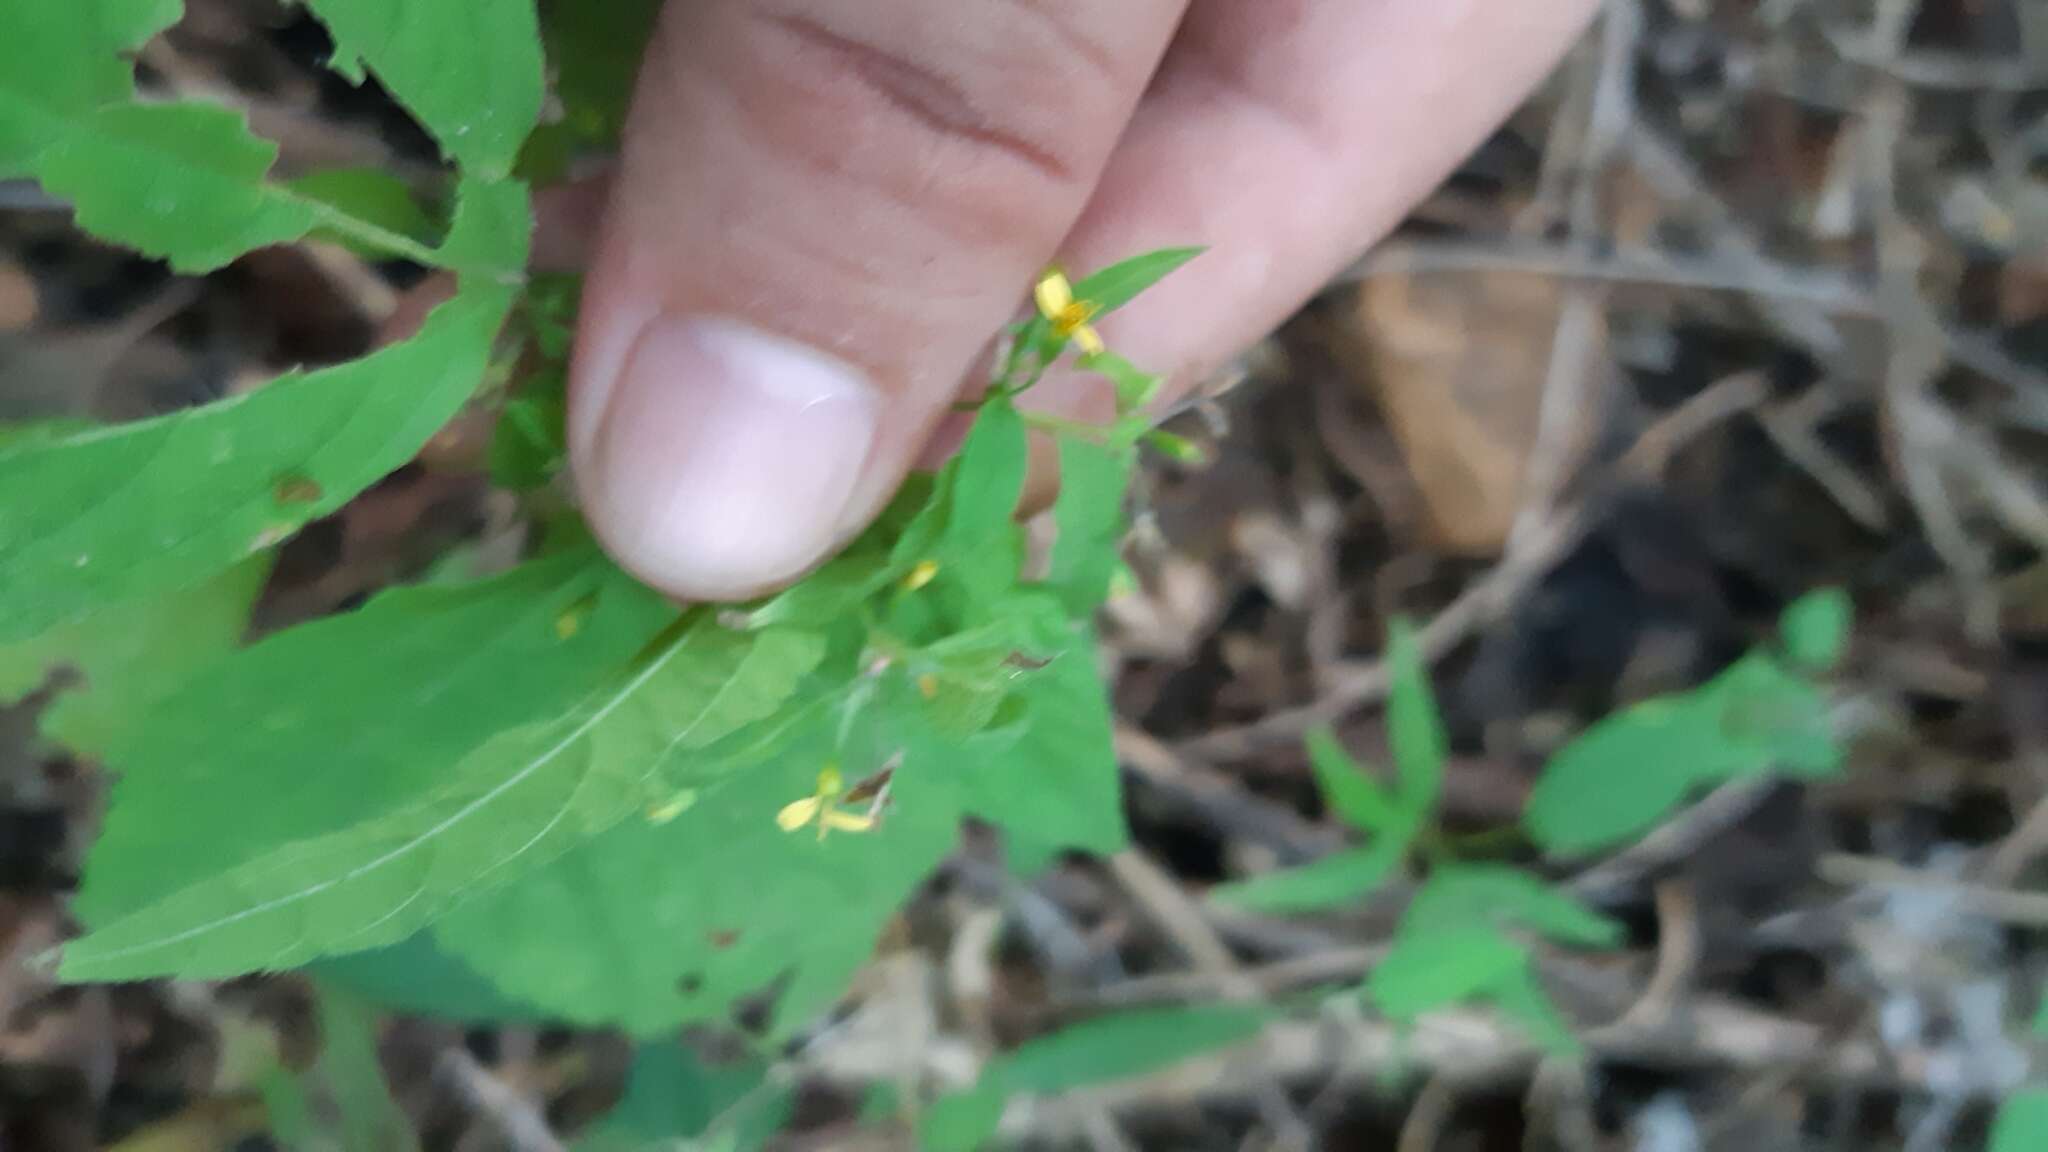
xmin=273 ymin=473 xmax=323 ymax=505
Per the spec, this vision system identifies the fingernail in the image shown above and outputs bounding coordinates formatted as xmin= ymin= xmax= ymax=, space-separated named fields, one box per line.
xmin=582 ymin=317 xmax=880 ymax=599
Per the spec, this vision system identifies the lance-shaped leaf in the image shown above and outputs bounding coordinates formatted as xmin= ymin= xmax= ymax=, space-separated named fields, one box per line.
xmin=432 ymin=678 xmax=968 ymax=1037
xmin=299 ymin=0 xmax=544 ymax=179
xmin=75 ymin=547 xmax=673 ymax=926
xmin=0 ymin=178 xmax=528 ymax=643
xmin=957 ymin=622 xmax=1127 ymax=871
xmin=58 ymin=622 xmax=825 ymax=981
xmin=0 ymin=0 xmax=180 ymax=174
xmin=1045 ymin=436 xmax=1134 ymax=617
xmin=0 ymin=555 xmax=269 ymax=760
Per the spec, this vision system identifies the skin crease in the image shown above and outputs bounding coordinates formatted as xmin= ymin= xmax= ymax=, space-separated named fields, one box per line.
xmin=394 ymin=0 xmax=1602 ymax=600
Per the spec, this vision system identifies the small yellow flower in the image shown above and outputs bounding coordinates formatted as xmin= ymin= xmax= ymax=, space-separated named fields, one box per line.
xmin=776 ymin=764 xmax=878 ymax=840
xmin=901 ymin=559 xmax=940 ymax=592
xmin=1034 ymin=269 xmax=1104 ymax=357
xmin=917 ymin=673 xmax=940 ymax=700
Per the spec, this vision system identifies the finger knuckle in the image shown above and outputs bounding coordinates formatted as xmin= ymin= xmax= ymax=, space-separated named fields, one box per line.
xmin=724 ymin=3 xmax=1119 ymax=245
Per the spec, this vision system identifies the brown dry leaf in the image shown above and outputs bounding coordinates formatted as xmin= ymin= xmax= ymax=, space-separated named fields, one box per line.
xmin=1327 ymin=270 xmax=1606 ymax=556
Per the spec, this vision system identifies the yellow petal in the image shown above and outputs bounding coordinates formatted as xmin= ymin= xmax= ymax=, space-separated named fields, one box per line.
xmin=817 ymin=764 xmax=845 ymax=796
xmin=1034 ymin=270 xmax=1075 ymax=320
xmin=821 ymin=809 xmax=878 ymax=835
xmin=1074 ymin=324 xmax=1105 ymax=357
xmin=776 ymin=797 xmax=822 ymax=831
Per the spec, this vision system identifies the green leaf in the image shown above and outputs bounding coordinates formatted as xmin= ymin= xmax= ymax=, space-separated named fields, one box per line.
xmin=1526 ymin=647 xmax=1841 ymax=857
xmin=1523 ymin=693 xmax=1725 ymax=857
xmin=0 ymin=555 xmax=268 ymax=758
xmin=0 ymin=0 xmax=181 ymax=175
xmin=1081 ymin=351 xmax=1161 ymax=415
xmin=933 ymin=400 xmax=1028 ymax=613
xmin=426 ymin=624 xmax=1109 ymax=1036
xmin=1778 ymin=588 xmax=1852 ymax=674
xmin=288 ymin=168 xmax=442 ymax=255
xmin=917 ymin=1088 xmax=1005 ymax=1152
xmin=1385 ymin=620 xmax=1446 ymax=831
xmin=1211 ymin=841 xmax=1404 ymax=913
xmin=957 ymin=624 xmax=1127 ymax=866
xmin=299 ymin=0 xmax=545 ymax=179
xmin=1702 ymin=653 xmax=1838 ymax=777
xmin=0 ymin=178 xmax=526 ymax=644
xmin=908 ymin=599 xmax=1064 ymax=739
xmin=1367 ymin=868 xmax=1612 ymax=1052
xmin=1069 ymin=248 xmax=1204 ymax=319
xmin=1304 ymin=728 xmax=1401 ymax=836
xmin=1367 ymin=927 xmax=1529 ymax=1021
xmin=258 ymin=984 xmax=422 ymax=1151
xmin=60 ymin=621 xmax=825 ymax=981
xmin=1046 ymin=436 xmax=1134 ymax=617
xmin=1992 ymin=1092 xmax=2048 ymax=1152
xmin=524 ymin=0 xmax=664 ymax=178
xmin=0 ymin=419 xmax=98 ymax=453
xmin=1141 ymin=430 xmax=1207 ymax=465
xmin=75 ymin=548 xmax=671 ymax=926
xmin=1401 ymin=866 xmax=1622 ymax=949
xmin=1219 ymin=717 xmax=1430 ymax=913
xmin=738 ymin=475 xmax=942 ymax=631
xmin=1485 ymin=965 xmax=1580 ymax=1054
xmin=981 ymin=1004 xmax=1269 ymax=1097
xmin=32 ymin=103 xmax=510 ymax=274
xmin=259 ymin=1059 xmax=317 ymax=1151
xmin=2 ymin=6 xmax=475 ymax=270
xmin=432 ymin=691 xmax=965 ymax=1037
xmin=489 ymin=368 xmax=568 ymax=490
xmin=432 ymin=176 xmax=534 ymax=275
xmin=314 ymin=985 xmax=419 ymax=1152
xmin=522 ymin=274 xmax=585 ymax=361
xmin=34 ymin=102 xmax=325 ymax=273
xmin=1004 ymin=249 xmax=1203 ymax=382
xmin=577 ymin=1045 xmax=785 ymax=1152
xmin=313 ymin=932 xmax=550 ymax=1025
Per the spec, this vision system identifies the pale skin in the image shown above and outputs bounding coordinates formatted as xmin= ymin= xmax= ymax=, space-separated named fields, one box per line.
xmin=525 ymin=0 xmax=1604 ymax=601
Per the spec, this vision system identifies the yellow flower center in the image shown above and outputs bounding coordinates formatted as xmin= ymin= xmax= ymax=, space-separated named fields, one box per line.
xmin=1033 ymin=269 xmax=1105 ymax=357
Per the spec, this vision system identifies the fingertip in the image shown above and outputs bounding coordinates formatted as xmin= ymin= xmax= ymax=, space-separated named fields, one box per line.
xmin=575 ymin=315 xmax=882 ymax=601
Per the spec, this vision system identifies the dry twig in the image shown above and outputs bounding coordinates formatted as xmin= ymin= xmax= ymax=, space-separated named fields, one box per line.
xmin=1178 ymin=372 xmax=1769 ymax=762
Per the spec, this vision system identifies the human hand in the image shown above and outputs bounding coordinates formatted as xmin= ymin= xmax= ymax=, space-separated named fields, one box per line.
xmin=562 ymin=0 xmax=1599 ymax=600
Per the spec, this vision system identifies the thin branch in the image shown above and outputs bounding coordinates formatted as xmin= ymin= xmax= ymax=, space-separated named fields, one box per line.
xmin=434 ymin=1049 xmax=565 ymax=1152
xmin=1819 ymin=853 xmax=2048 ymax=926
xmin=1178 ymin=372 xmax=1769 ymax=764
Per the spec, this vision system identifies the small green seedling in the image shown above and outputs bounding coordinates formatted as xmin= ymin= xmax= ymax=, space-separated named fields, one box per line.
xmin=1212 ymin=621 xmax=1441 ymax=911
xmin=1524 ymin=589 xmax=1849 ymax=857
xmin=1212 ymin=621 xmax=1619 ymax=1053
